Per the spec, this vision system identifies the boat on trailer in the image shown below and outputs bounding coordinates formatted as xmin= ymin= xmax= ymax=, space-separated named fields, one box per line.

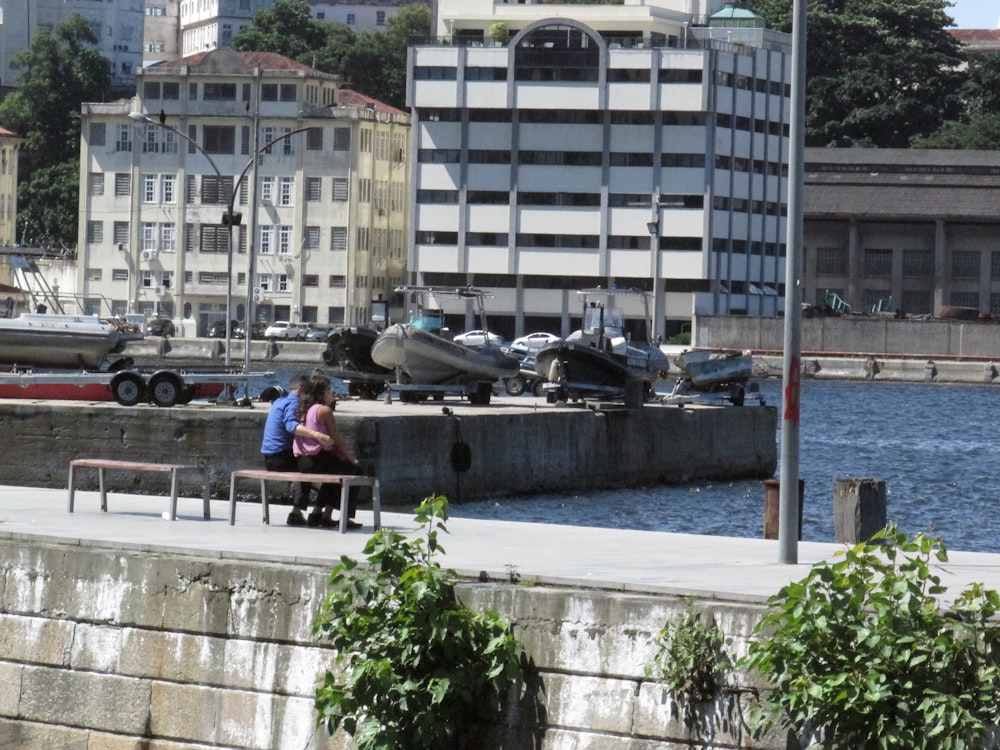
xmin=370 ymin=286 xmax=518 ymax=404
xmin=533 ymin=288 xmax=669 ymax=404
xmin=0 ymin=313 xmax=142 ymax=370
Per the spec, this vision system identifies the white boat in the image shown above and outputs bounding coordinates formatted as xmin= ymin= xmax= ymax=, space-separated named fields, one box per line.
xmin=0 ymin=313 xmax=142 ymax=370
xmin=673 ymin=349 xmax=753 ymax=389
xmin=370 ymin=286 xmax=518 ymax=386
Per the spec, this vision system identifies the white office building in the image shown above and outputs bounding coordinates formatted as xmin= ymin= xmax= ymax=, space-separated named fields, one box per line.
xmin=0 ymin=0 xmax=143 ymax=92
xmin=409 ymin=0 xmax=791 ymax=341
xmin=78 ymin=49 xmax=409 ymax=335
xmin=177 ymin=0 xmax=427 ymax=59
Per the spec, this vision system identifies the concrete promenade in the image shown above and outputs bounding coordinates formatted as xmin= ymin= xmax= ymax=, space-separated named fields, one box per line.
xmin=4 ymin=482 xmax=1000 ymax=603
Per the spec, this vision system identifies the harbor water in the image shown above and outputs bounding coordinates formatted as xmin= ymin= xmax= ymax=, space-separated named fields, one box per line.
xmin=448 ymin=378 xmax=1000 ymax=554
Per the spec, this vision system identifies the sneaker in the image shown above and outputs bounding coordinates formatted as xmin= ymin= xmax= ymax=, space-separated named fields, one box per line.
xmin=286 ymin=510 xmax=307 ymax=527
xmin=346 ymin=518 xmax=363 ymax=531
xmin=307 ymin=512 xmax=323 ymax=528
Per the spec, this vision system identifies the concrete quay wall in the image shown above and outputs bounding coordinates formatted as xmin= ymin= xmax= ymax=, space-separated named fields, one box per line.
xmin=0 ymin=400 xmax=778 ymax=506
xmin=0 ymin=534 xmax=782 ymax=749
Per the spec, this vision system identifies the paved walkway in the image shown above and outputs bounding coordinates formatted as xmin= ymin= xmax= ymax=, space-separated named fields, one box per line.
xmin=3 ymin=482 xmax=1000 ymax=604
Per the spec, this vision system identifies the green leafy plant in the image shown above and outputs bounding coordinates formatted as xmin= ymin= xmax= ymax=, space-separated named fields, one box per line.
xmin=313 ymin=495 xmax=525 ymax=750
xmin=743 ymin=525 xmax=1000 ymax=749
xmin=649 ymin=604 xmax=731 ymax=710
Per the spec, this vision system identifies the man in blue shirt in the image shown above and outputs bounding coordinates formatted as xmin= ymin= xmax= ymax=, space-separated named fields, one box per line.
xmin=261 ymin=372 xmax=334 ymax=525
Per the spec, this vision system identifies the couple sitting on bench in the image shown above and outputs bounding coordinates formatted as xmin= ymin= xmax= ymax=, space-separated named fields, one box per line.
xmin=260 ymin=372 xmax=363 ymax=529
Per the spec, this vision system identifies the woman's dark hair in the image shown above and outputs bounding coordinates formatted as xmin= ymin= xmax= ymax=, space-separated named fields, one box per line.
xmin=296 ymin=373 xmax=332 ymax=422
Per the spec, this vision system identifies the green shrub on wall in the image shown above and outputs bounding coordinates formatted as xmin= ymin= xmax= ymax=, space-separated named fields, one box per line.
xmin=744 ymin=525 xmax=1000 ymax=749
xmin=649 ymin=604 xmax=731 ymax=708
xmin=313 ymin=495 xmax=526 ymax=750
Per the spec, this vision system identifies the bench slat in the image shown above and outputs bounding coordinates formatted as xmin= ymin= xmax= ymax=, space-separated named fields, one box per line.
xmin=228 ymin=469 xmax=380 ymax=533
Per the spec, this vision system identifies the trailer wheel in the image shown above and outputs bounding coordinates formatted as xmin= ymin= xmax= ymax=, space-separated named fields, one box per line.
xmin=532 ymin=379 xmax=547 ymax=397
xmin=504 ymin=375 xmax=526 ymax=397
xmin=110 ymin=371 xmax=145 ymax=407
xmin=148 ymin=372 xmax=184 ymax=408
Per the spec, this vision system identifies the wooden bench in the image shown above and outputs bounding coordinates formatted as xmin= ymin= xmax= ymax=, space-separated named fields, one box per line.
xmin=68 ymin=458 xmax=210 ymax=521
xmin=228 ymin=469 xmax=381 ymax=533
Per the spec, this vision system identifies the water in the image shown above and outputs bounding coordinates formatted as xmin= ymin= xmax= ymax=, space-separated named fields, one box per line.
xmin=448 ymin=379 xmax=1000 ymax=553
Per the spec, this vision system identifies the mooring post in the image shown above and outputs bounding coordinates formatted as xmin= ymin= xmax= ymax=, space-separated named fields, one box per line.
xmin=833 ymin=478 xmax=887 ymax=543
xmin=764 ymin=478 xmax=803 ymax=540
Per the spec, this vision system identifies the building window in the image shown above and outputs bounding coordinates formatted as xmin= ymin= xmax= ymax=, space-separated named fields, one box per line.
xmin=260 ymin=225 xmax=273 ymax=255
xmin=951 ymin=291 xmax=979 ymax=309
xmin=305 ymin=177 xmax=321 ymax=201
xmin=278 ymin=226 xmax=293 ymax=255
xmin=113 ymin=221 xmax=129 ymax=245
xmin=142 ymin=174 xmax=157 ymax=203
xmin=200 ymin=226 xmax=229 ymax=254
xmin=87 ymin=221 xmax=103 ymax=243
xmin=90 ymin=123 xmax=106 ymax=146
xmin=331 ymin=227 xmax=348 ymax=250
xmin=376 ymin=10 xmax=386 ymax=25
xmin=952 ymin=250 xmax=980 ymax=279
xmin=903 ymin=249 xmax=932 ymax=278
xmin=304 ymin=226 xmax=320 ymax=250
xmin=261 ymin=84 xmax=278 ymax=101
xmin=303 ymin=274 xmax=319 ymax=287
xmin=278 ymin=176 xmax=294 ymax=206
xmin=816 ymin=247 xmax=847 ymax=276
xmin=203 ymin=126 xmax=235 ymax=154
xmin=116 ymin=124 xmax=132 ymax=152
xmin=306 ymin=127 xmax=323 ymax=150
xmin=115 ymin=173 xmax=131 ymax=196
xmin=333 ymin=128 xmax=350 ymax=151
xmin=88 ymin=173 xmax=104 ymax=196
xmin=329 ymin=275 xmax=346 ymax=287
xmin=260 ymin=177 xmax=274 ymax=205
xmin=332 ymin=178 xmax=349 ymax=201
xmin=279 ymin=84 xmax=297 ymax=102
xmin=202 ymin=175 xmax=233 ymax=205
xmin=863 ymin=248 xmax=892 ymax=277
xmin=277 ymin=274 xmax=289 ymax=292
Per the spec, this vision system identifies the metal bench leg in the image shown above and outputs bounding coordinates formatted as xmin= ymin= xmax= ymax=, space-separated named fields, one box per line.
xmin=260 ymin=478 xmax=270 ymax=525
xmin=67 ymin=464 xmax=76 ymax=512
xmin=229 ymin=473 xmax=238 ymax=525
xmin=202 ymin=468 xmax=211 ymax=520
xmin=98 ymin=468 xmax=108 ymax=512
xmin=169 ymin=469 xmax=179 ymax=521
xmin=372 ymin=479 xmax=381 ymax=531
xmin=339 ymin=481 xmax=349 ymax=534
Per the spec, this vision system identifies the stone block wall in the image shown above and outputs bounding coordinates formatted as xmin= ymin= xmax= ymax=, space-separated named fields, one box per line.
xmin=0 ymin=535 xmax=791 ymax=749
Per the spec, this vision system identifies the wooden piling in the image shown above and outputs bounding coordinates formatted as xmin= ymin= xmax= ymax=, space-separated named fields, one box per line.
xmin=833 ymin=478 xmax=886 ymax=543
xmin=763 ymin=478 xmax=803 ymax=540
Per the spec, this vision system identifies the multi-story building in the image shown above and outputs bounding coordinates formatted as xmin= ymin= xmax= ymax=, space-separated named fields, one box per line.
xmin=143 ymin=0 xmax=183 ymax=66
xmin=78 ymin=49 xmax=409 ymax=335
xmin=176 ymin=0 xmax=428 ymax=60
xmin=409 ymin=0 xmax=792 ymax=342
xmin=0 ymin=0 xmax=142 ymax=93
xmin=0 ymin=127 xmax=22 ymax=246
xmin=803 ymin=147 xmax=1000 ymax=318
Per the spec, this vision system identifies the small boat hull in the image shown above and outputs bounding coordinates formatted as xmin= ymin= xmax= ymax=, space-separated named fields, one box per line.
xmin=674 ymin=349 xmax=753 ymax=389
xmin=322 ymin=327 xmax=391 ymax=374
xmin=0 ymin=314 xmax=133 ymax=370
xmin=371 ymin=323 xmax=518 ymax=384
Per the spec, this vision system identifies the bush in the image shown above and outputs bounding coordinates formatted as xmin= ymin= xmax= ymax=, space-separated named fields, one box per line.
xmin=743 ymin=525 xmax=1000 ymax=749
xmin=313 ymin=495 xmax=526 ymax=750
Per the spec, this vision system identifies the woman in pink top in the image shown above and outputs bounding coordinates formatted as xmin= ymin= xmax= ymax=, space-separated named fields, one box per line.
xmin=293 ymin=373 xmax=362 ymax=529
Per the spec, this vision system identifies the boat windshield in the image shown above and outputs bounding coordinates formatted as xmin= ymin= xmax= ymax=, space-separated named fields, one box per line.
xmin=408 ymin=310 xmax=444 ymax=333
xmin=582 ymin=304 xmax=624 ymax=336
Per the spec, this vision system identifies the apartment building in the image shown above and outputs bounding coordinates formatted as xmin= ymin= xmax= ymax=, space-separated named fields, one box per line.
xmin=0 ymin=0 xmax=142 ymax=93
xmin=78 ymin=49 xmax=409 ymax=335
xmin=409 ymin=0 xmax=792 ymax=341
xmin=176 ymin=0 xmax=427 ymax=60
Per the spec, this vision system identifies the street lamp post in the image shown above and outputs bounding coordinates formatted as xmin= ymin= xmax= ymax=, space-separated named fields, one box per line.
xmin=129 ymin=112 xmax=237 ymax=370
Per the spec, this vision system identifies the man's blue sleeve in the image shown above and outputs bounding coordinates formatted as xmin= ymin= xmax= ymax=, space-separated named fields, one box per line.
xmin=280 ymin=398 xmax=300 ymax=436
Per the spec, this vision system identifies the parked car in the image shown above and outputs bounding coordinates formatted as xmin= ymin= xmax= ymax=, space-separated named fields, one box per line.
xmin=206 ymin=319 xmax=237 ymax=338
xmin=452 ymin=329 xmax=504 ymax=347
xmin=510 ymin=331 xmax=562 ymax=352
xmin=146 ymin=317 xmax=176 ymax=337
xmin=234 ymin=321 xmax=268 ymax=340
xmin=264 ymin=321 xmax=306 ymax=340
xmin=303 ymin=325 xmax=330 ymax=343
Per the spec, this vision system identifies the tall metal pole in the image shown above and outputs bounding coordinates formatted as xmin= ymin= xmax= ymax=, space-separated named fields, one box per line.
xmin=779 ymin=0 xmax=807 ymax=564
xmin=244 ymin=67 xmax=262 ymax=375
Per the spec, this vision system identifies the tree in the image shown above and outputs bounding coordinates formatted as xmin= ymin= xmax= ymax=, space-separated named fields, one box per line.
xmin=751 ymin=0 xmax=965 ymax=147
xmin=230 ymin=0 xmax=328 ymax=62
xmin=0 ymin=15 xmax=110 ymax=247
xmin=913 ymin=114 xmax=1000 ymax=149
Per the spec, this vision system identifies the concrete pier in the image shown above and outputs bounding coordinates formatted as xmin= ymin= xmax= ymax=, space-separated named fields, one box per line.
xmin=0 ymin=395 xmax=777 ymax=505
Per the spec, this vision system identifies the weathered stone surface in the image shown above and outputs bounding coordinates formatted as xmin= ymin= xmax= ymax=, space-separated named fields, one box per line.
xmin=19 ymin=665 xmax=152 ymax=734
xmin=0 ymin=717 xmax=90 ymax=750
xmin=0 ymin=663 xmax=21 ymax=717
xmin=0 ymin=613 xmax=73 ymax=666
xmin=541 ymin=673 xmax=640 ymax=735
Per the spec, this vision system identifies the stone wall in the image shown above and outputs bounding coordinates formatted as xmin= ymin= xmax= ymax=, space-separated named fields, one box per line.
xmin=0 ymin=401 xmax=777 ymax=507
xmin=0 ymin=535 xmax=786 ymax=749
